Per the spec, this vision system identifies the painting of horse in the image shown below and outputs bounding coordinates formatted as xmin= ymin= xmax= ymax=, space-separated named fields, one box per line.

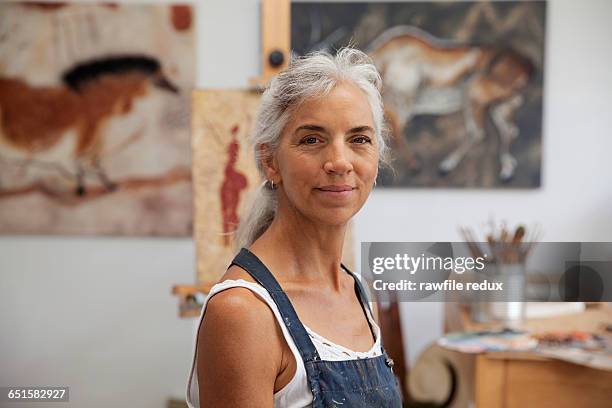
xmin=0 ymin=2 xmax=195 ymax=235
xmin=292 ymin=1 xmax=545 ymax=188
xmin=0 ymin=56 xmax=179 ymax=195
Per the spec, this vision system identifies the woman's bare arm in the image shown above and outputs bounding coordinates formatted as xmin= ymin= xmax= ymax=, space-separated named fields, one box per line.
xmin=196 ymin=287 xmax=283 ymax=408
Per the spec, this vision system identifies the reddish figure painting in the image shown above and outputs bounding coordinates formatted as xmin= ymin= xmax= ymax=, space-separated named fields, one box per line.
xmin=220 ymin=126 xmax=248 ymax=246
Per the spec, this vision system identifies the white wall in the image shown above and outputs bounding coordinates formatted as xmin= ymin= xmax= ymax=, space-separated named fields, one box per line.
xmin=0 ymin=237 xmax=195 ymax=407
xmin=1 ymin=0 xmax=611 ymax=407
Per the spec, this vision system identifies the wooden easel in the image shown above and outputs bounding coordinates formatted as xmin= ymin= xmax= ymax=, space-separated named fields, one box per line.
xmin=249 ymin=0 xmax=290 ymax=87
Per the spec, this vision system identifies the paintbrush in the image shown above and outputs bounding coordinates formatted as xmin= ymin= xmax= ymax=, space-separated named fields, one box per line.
xmin=459 ymin=226 xmax=484 ymax=259
xmin=522 ymin=223 xmax=540 ymax=261
xmin=508 ymin=225 xmax=525 ymax=263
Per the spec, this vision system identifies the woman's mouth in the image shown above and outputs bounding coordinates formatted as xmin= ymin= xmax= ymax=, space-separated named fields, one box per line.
xmin=315 ymin=185 xmax=356 ymax=199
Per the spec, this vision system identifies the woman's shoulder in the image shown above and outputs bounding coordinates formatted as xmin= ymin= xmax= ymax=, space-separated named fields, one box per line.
xmin=204 ymin=263 xmax=287 ymax=342
xmin=205 ymin=267 xmax=271 ymax=326
xmin=198 ymin=269 xmax=285 ymax=364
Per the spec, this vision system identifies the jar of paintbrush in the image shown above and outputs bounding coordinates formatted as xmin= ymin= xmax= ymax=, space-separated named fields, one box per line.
xmin=461 ymin=223 xmax=538 ymax=325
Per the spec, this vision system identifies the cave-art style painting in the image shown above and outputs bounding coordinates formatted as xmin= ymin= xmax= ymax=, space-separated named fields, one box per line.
xmin=0 ymin=2 xmax=195 ymax=235
xmin=292 ymin=1 xmax=546 ymax=188
xmin=192 ymin=90 xmax=261 ymax=283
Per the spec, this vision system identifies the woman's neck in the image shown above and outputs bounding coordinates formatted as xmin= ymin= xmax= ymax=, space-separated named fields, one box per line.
xmin=251 ymin=206 xmax=349 ymax=291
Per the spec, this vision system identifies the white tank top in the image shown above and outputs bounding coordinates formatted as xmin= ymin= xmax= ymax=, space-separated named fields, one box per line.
xmin=185 ymin=279 xmax=383 ymax=408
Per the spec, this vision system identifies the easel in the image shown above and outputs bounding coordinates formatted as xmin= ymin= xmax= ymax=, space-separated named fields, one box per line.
xmin=250 ymin=0 xmax=290 ymax=87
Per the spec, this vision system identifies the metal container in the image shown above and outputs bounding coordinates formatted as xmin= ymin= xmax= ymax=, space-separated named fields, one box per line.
xmin=487 ymin=262 xmax=526 ymax=324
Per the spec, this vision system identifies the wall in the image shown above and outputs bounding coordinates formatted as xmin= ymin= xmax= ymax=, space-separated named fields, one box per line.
xmin=1 ymin=0 xmax=611 ymax=407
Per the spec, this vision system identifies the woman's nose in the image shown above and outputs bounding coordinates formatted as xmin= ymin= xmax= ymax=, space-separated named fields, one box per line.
xmin=323 ymin=141 xmax=353 ymax=174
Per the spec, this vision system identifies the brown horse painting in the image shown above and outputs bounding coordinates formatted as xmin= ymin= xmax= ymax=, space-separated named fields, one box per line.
xmin=368 ymin=26 xmax=534 ymax=181
xmin=0 ymin=55 xmax=179 ymax=195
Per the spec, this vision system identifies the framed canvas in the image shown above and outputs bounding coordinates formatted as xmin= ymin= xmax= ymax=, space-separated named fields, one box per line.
xmin=292 ymin=1 xmax=546 ymax=188
xmin=0 ymin=2 xmax=195 ymax=235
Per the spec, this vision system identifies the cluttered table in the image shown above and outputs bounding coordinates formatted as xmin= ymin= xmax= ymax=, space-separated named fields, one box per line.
xmin=443 ymin=302 xmax=612 ymax=407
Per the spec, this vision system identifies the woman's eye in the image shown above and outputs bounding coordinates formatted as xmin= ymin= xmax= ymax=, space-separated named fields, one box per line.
xmin=352 ymin=136 xmax=372 ymax=144
xmin=301 ymin=136 xmax=320 ymax=145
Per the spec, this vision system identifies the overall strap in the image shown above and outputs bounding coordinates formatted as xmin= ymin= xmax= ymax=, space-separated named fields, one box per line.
xmin=341 ymin=264 xmax=395 ymax=361
xmin=340 ymin=264 xmax=376 ymax=339
xmin=230 ymin=248 xmax=321 ymax=363
xmin=341 ymin=264 xmax=394 ymax=361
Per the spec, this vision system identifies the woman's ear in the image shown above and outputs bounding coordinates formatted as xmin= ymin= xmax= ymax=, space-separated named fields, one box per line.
xmin=373 ymin=168 xmax=379 ymax=188
xmin=258 ymin=143 xmax=279 ymax=182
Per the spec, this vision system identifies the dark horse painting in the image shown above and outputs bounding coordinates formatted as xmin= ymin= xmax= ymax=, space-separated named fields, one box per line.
xmin=368 ymin=26 xmax=534 ymax=182
xmin=292 ymin=1 xmax=545 ymax=188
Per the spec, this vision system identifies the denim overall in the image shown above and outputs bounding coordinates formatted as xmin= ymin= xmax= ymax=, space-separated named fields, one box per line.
xmin=231 ymin=248 xmax=403 ymax=408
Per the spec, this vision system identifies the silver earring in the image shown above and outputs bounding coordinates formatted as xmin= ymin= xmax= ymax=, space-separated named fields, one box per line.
xmin=271 ymin=180 xmax=276 ymax=190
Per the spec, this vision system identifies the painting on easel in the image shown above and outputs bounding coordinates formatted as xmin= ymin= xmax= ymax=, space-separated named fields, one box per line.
xmin=192 ymin=90 xmax=262 ymax=284
xmin=0 ymin=2 xmax=195 ymax=235
xmin=292 ymin=1 xmax=545 ymax=188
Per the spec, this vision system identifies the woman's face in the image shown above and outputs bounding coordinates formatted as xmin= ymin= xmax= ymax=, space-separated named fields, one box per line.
xmin=267 ymin=81 xmax=380 ymax=226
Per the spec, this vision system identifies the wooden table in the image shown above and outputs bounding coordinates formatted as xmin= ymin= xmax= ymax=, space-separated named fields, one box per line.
xmin=445 ymin=303 xmax=612 ymax=408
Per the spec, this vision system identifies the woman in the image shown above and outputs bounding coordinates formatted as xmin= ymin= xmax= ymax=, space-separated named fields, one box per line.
xmin=186 ymin=47 xmax=402 ymax=407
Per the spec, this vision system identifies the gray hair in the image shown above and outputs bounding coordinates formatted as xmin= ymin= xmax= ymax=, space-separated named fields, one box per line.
xmin=234 ymin=47 xmax=390 ymax=250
